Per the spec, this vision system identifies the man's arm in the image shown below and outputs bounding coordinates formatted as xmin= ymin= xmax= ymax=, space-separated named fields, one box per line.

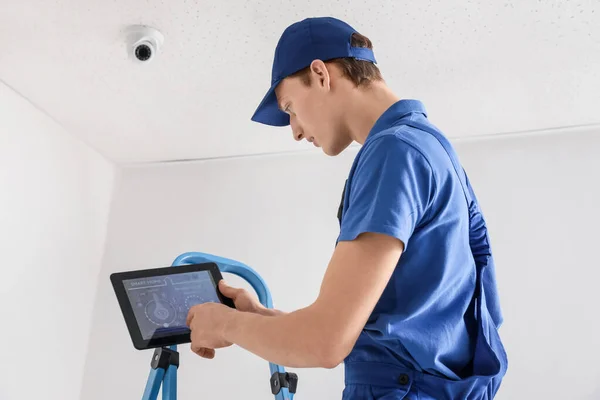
xmin=221 ymin=135 xmax=432 ymax=368
xmin=223 ymin=231 xmax=403 ymax=368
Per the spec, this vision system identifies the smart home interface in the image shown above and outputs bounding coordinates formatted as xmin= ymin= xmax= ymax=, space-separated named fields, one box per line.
xmin=123 ymin=270 xmax=221 ymax=340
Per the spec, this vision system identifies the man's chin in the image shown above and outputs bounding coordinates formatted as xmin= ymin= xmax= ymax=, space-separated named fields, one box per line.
xmin=322 ymin=142 xmax=351 ymax=156
xmin=322 ymin=147 xmax=340 ymax=157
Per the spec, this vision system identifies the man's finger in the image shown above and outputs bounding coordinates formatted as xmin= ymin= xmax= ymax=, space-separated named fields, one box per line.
xmin=191 ymin=342 xmax=202 ymax=354
xmin=186 ymin=306 xmax=196 ymax=327
xmin=192 ymin=345 xmax=215 ymax=359
xmin=203 ymin=348 xmax=215 ymax=359
xmin=219 ymin=280 xmax=240 ymax=299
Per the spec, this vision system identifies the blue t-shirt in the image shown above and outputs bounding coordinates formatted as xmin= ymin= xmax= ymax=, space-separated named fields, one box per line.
xmin=337 ymin=100 xmax=506 ymax=392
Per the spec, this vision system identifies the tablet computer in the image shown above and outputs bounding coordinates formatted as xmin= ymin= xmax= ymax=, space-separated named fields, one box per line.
xmin=110 ymin=262 xmax=235 ymax=350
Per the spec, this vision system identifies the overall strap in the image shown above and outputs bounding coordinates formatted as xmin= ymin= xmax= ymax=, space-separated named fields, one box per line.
xmin=401 ymin=120 xmax=493 ymax=325
xmin=337 ymin=180 xmax=347 ymax=227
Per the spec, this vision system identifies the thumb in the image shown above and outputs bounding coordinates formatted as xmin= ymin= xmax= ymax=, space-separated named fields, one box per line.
xmin=219 ymin=280 xmax=239 ymax=298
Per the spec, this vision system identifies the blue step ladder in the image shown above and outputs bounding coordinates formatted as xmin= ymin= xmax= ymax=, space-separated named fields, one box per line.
xmin=141 ymin=251 xmax=298 ymax=400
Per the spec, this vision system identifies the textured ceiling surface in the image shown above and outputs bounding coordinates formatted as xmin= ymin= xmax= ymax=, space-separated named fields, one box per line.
xmin=1 ymin=0 xmax=599 ymax=163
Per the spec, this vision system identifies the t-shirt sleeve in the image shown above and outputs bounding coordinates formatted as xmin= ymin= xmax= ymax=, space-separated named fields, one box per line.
xmin=337 ymin=133 xmax=435 ymax=248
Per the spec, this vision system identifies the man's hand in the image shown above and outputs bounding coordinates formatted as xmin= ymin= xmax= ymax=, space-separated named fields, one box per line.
xmin=186 ymin=302 xmax=235 ymax=359
xmin=186 ymin=280 xmax=286 ymax=360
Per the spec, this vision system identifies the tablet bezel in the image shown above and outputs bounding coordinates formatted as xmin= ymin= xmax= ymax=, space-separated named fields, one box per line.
xmin=110 ymin=262 xmax=235 ymax=350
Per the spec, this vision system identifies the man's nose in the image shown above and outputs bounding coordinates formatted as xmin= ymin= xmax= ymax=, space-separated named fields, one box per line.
xmin=293 ymin=129 xmax=304 ymax=141
xmin=291 ymin=117 xmax=304 ymax=141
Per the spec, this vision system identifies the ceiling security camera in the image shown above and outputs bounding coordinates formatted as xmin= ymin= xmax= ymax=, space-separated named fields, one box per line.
xmin=134 ymin=40 xmax=154 ymax=62
xmin=125 ymin=25 xmax=164 ymax=63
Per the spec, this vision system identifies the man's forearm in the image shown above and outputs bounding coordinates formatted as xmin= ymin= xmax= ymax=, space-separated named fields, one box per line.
xmin=223 ymin=306 xmax=343 ymax=368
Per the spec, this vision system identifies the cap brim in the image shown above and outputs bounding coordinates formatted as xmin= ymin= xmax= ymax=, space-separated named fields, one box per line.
xmin=251 ymin=82 xmax=290 ymax=127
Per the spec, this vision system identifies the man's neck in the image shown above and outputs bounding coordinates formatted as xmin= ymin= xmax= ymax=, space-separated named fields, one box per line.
xmin=343 ymin=81 xmax=400 ymax=145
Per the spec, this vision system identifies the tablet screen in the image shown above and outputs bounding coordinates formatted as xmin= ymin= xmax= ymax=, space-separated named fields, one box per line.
xmin=123 ymin=270 xmax=221 ymax=340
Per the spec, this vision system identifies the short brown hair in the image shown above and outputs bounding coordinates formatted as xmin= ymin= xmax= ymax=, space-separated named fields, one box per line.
xmin=291 ymin=32 xmax=383 ymax=87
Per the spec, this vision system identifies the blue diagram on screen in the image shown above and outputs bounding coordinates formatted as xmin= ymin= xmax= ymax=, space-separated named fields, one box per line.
xmin=124 ymin=271 xmax=220 ymax=340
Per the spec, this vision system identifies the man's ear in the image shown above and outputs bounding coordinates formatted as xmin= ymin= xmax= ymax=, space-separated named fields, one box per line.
xmin=310 ymin=59 xmax=331 ymax=91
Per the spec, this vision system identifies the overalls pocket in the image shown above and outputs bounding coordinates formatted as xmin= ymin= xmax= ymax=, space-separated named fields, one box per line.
xmin=369 ymin=386 xmax=412 ymax=399
xmin=343 ymin=361 xmax=416 ymax=400
xmin=342 ymin=384 xmax=412 ymax=400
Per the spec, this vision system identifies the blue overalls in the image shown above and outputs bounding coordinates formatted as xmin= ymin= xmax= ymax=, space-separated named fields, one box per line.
xmin=336 ymin=100 xmax=508 ymax=399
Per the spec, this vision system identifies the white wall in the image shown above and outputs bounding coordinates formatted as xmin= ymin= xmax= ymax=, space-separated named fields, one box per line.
xmin=81 ymin=150 xmax=353 ymax=400
xmin=456 ymin=127 xmax=600 ymax=400
xmin=82 ymin=126 xmax=600 ymax=400
xmin=0 ymin=82 xmax=115 ymax=400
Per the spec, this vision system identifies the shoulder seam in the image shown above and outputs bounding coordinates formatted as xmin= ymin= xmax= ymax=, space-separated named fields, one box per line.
xmin=392 ymin=130 xmax=439 ymax=216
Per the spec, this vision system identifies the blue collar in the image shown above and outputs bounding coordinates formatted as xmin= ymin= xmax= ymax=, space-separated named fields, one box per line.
xmin=368 ymin=99 xmax=428 ymax=138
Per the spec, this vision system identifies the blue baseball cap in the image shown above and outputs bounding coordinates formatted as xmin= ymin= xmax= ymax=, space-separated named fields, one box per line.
xmin=251 ymin=17 xmax=377 ymax=127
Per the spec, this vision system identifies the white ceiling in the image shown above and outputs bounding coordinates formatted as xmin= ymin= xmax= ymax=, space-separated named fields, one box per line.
xmin=1 ymin=1 xmax=599 ymax=164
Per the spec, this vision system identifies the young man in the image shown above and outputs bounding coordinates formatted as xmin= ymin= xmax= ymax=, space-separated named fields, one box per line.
xmin=186 ymin=17 xmax=508 ymax=399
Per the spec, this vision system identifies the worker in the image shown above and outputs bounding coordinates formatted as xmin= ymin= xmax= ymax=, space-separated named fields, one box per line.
xmin=186 ymin=16 xmax=508 ymax=399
